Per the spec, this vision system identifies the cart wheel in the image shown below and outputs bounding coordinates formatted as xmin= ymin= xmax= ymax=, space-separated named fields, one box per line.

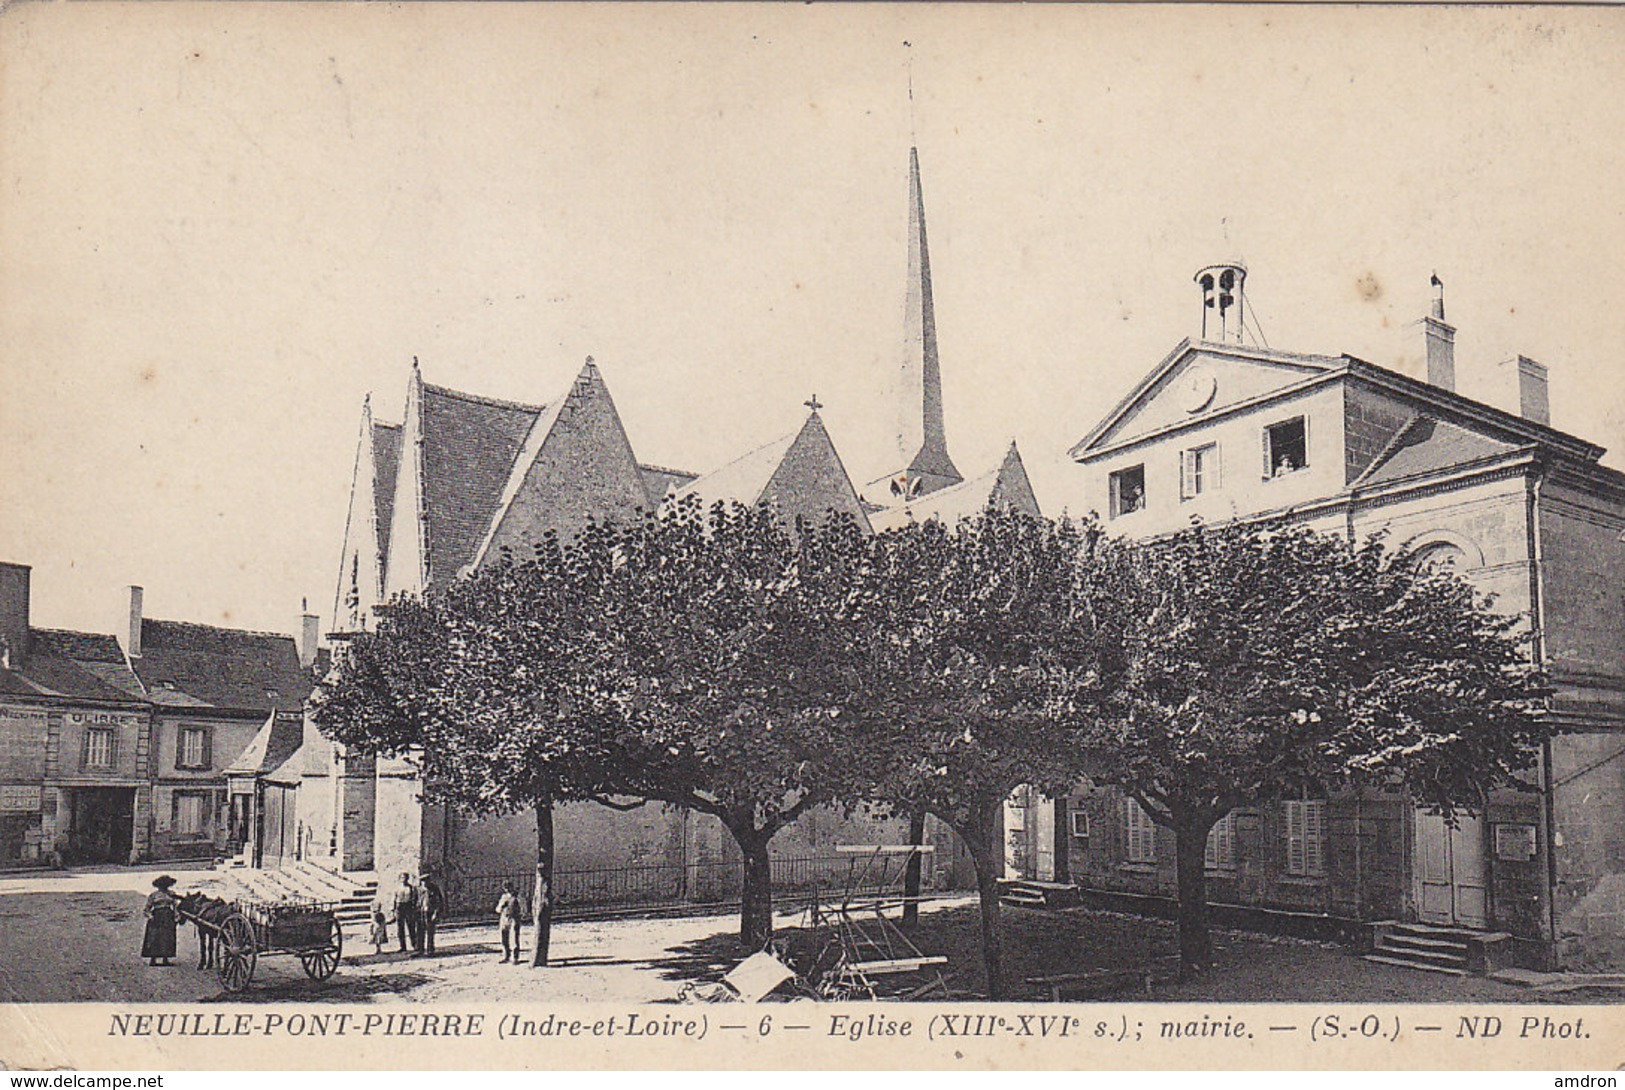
xmin=301 ymin=919 xmax=343 ymax=981
xmin=216 ymin=914 xmax=257 ymax=994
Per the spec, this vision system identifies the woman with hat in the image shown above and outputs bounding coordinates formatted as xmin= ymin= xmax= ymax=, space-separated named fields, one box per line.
xmin=142 ymin=875 xmax=180 ymax=967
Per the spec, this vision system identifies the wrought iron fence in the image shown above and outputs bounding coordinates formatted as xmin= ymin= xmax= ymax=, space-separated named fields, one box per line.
xmin=441 ymin=853 xmax=945 ymax=920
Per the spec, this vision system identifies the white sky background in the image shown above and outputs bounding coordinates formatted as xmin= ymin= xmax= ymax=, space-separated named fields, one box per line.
xmin=1 ymin=3 xmax=1622 ymax=640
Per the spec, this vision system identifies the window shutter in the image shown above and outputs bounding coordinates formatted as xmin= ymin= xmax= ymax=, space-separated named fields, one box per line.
xmin=1181 ymin=450 xmax=1196 ymax=499
xmin=175 ymin=729 xmax=186 ymax=770
xmin=201 ymin=728 xmax=212 ymax=770
xmin=80 ymin=723 xmax=91 ymax=769
xmin=1285 ymin=802 xmax=1306 ymax=875
xmin=1305 ymin=800 xmax=1326 ymax=877
xmin=1262 ymin=427 xmax=1273 ymax=479
xmin=1204 ymin=821 xmax=1218 ymax=868
xmin=108 ymin=728 xmax=119 ymax=770
xmin=1205 ymin=813 xmax=1235 ymax=869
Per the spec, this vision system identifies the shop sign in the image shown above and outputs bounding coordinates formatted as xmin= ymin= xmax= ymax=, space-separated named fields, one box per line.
xmin=0 ymin=785 xmax=42 ymax=812
xmin=1494 ymin=822 xmax=1537 ymax=862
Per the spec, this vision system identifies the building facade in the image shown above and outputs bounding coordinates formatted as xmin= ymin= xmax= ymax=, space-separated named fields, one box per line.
xmin=1 ymin=562 xmax=151 ymax=865
xmin=1006 ymin=269 xmax=1625 ymax=968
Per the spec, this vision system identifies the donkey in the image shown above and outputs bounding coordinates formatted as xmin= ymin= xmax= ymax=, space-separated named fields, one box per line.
xmin=177 ymin=892 xmax=233 ymax=969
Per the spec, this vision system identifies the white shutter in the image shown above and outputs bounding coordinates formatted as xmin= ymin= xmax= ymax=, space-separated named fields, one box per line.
xmin=1181 ymin=450 xmax=1196 ymax=500
xmin=1262 ymin=426 xmax=1273 ymax=479
xmin=1125 ymin=798 xmax=1156 ymax=863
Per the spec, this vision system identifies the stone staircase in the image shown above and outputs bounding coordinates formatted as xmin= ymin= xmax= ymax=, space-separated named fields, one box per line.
xmin=1364 ymin=921 xmax=1483 ymax=976
xmin=221 ymin=859 xmax=378 ymax=929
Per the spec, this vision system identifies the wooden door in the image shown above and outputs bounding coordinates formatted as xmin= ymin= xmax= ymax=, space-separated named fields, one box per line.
xmin=1414 ymin=809 xmax=1488 ymax=928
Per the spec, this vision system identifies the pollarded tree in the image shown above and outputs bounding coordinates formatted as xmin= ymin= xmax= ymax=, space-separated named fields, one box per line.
xmin=312 ymin=526 xmax=639 ymax=966
xmin=848 ymin=509 xmax=1109 ymax=999
xmin=1071 ymin=521 xmax=1549 ymax=976
xmin=598 ymin=497 xmax=877 ymax=949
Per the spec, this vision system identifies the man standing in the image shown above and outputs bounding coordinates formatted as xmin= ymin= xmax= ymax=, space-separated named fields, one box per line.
xmin=392 ymin=872 xmax=420 ymax=956
xmin=419 ymin=871 xmax=444 ymax=956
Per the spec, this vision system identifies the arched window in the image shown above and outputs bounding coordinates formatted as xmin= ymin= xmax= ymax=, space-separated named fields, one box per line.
xmin=1410 ymin=541 xmax=1466 ymax=575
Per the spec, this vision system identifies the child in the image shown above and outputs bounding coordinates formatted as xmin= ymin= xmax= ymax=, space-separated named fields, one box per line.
xmin=495 ymin=881 xmax=522 ymax=963
xmin=369 ymin=895 xmax=389 ymax=955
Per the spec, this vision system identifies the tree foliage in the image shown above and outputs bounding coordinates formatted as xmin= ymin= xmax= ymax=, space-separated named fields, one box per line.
xmin=1070 ymin=520 xmax=1550 ymax=973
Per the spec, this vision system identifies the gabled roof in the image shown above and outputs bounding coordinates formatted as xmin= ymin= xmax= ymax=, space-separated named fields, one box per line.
xmin=471 ymin=361 xmax=654 ymax=567
xmin=131 ymin=619 xmax=311 ymax=715
xmin=1070 ymin=338 xmax=1342 ymax=458
xmin=671 ymin=432 xmax=798 ymax=512
xmin=1355 ymin=415 xmax=1523 ymax=488
xmin=419 ymin=384 xmax=543 ymax=583
xmin=871 ymin=442 xmax=1042 ymax=533
xmin=371 ymin=421 xmax=402 ymax=566
xmin=639 ymin=463 xmax=699 ymax=500
xmin=0 ymin=628 xmax=146 ymax=704
xmin=224 ymin=710 xmax=306 ymax=778
xmin=669 ymin=412 xmax=872 ymax=533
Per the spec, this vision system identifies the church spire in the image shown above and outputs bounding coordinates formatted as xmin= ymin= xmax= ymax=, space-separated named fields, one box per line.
xmin=880 ymin=146 xmax=962 ymax=500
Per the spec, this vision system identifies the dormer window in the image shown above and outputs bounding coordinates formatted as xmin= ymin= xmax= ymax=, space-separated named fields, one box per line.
xmin=1109 ymin=465 xmax=1146 ymax=518
xmin=1264 ymin=417 xmax=1308 ymax=478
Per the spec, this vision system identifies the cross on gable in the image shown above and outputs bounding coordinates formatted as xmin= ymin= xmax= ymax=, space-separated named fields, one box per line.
xmin=804 ymin=393 xmax=823 ymax=412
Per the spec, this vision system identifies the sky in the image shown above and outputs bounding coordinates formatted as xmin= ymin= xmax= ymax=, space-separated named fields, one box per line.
xmin=2 ymin=3 xmax=1622 ymax=640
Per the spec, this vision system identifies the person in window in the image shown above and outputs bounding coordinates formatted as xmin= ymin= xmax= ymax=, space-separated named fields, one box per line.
xmin=1122 ymin=481 xmax=1144 ymax=513
xmin=1273 ymin=455 xmax=1297 ymax=477
xmin=142 ymin=875 xmax=179 ymax=967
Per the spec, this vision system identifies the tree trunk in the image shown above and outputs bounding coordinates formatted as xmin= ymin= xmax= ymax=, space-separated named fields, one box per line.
xmin=902 ymin=810 xmax=927 ymax=931
xmin=737 ymin=830 xmax=775 ymax=950
xmin=530 ymin=794 xmax=555 ymax=968
xmin=963 ymin=820 xmax=1009 ymax=1000
xmin=1173 ymin=820 xmax=1213 ymax=977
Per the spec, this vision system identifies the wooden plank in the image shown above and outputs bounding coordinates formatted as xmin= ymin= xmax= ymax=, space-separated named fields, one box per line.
xmin=846 ymin=956 xmax=948 ymax=975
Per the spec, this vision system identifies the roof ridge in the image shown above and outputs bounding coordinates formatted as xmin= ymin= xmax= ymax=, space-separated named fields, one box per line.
xmin=421 ymin=382 xmax=547 ymax=414
xmin=145 ymin=617 xmax=295 ymax=642
xmin=639 ymin=461 xmax=699 ymax=477
xmin=679 ymin=430 xmax=797 ymax=488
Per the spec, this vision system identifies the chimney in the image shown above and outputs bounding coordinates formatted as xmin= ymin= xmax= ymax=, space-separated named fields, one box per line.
xmin=1420 ymin=274 xmax=1456 ymax=392
xmin=126 ymin=585 xmax=144 ymax=659
xmin=299 ymin=598 xmax=320 ymax=670
xmin=1500 ymin=355 xmax=1551 ymax=426
xmin=0 ymin=562 xmax=31 ymax=670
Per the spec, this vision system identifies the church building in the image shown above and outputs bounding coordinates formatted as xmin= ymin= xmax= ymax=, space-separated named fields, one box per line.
xmin=292 ymin=146 xmax=1037 ymax=907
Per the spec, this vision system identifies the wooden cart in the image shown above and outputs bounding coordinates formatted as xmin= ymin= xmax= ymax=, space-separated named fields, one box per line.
xmin=188 ymin=898 xmax=344 ymax=993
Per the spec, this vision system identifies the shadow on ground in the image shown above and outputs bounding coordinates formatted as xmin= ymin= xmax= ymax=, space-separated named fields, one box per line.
xmin=198 ymin=971 xmax=435 ymax=1003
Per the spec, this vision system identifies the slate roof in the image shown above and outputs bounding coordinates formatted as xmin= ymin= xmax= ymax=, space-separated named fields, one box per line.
xmin=1356 ymin=416 xmax=1522 ymax=488
xmin=639 ymin=463 xmax=699 ymax=500
xmin=224 ymin=710 xmax=307 ymax=780
xmin=371 ymin=421 xmax=402 ymax=566
xmin=419 ymin=384 xmax=542 ymax=583
xmin=0 ymin=628 xmax=146 ymax=704
xmin=671 ymin=432 xmax=799 ymax=511
xmin=871 ymin=443 xmax=1042 ymax=533
xmin=132 ymin=619 xmax=311 ymax=715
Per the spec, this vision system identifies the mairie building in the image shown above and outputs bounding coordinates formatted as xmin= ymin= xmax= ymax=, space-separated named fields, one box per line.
xmin=1003 ymin=266 xmax=1625 ymax=971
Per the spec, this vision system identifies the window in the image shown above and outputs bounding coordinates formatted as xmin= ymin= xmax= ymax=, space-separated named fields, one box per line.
xmin=1264 ymin=417 xmax=1308 ymax=477
xmin=176 ymin=726 xmax=210 ymax=770
xmin=1070 ymin=809 xmax=1090 ymax=839
xmin=1124 ymin=798 xmax=1157 ymax=864
xmin=1411 ymin=542 xmax=1466 ymax=576
xmin=1284 ymin=799 xmax=1327 ymax=877
xmin=1109 ymin=465 xmax=1147 ymax=518
xmin=1204 ymin=811 xmax=1237 ymax=870
xmin=83 ymin=728 xmax=115 ymax=769
xmin=1181 ymin=443 xmax=1219 ymax=499
xmin=173 ymin=793 xmax=209 ymax=838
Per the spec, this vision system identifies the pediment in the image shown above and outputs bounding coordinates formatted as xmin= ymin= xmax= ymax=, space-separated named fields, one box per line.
xmin=1073 ymin=341 xmax=1340 ymax=457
